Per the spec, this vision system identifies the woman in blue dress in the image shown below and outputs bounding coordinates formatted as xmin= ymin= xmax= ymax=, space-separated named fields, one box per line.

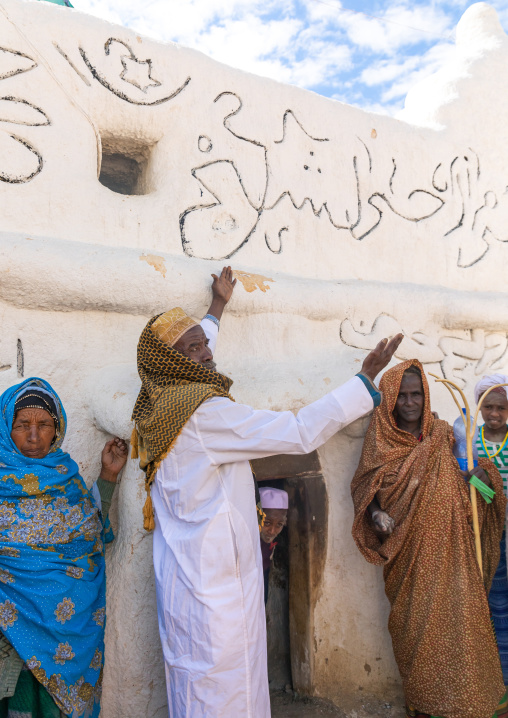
xmin=0 ymin=378 xmax=127 ymax=718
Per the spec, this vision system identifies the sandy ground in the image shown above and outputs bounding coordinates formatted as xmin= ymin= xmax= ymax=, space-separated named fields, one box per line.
xmin=270 ymin=690 xmax=406 ymax=718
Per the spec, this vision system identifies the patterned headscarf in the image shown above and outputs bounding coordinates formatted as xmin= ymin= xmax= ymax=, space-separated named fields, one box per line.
xmin=13 ymin=387 xmax=59 ymax=439
xmin=132 ymin=314 xmax=233 ymax=531
xmin=0 ymin=378 xmax=106 ymax=717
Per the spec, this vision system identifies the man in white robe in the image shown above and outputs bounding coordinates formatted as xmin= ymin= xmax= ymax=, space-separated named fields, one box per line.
xmin=133 ymin=267 xmax=402 ymax=718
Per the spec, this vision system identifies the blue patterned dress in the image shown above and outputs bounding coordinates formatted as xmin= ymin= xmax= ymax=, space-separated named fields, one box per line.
xmin=0 ymin=379 xmax=107 ymax=717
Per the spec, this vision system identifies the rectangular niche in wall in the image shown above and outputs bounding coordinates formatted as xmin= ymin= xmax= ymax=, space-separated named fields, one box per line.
xmin=98 ymin=134 xmax=155 ymax=196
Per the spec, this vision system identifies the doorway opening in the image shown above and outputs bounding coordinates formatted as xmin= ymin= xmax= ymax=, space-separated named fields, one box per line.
xmin=253 ymin=451 xmax=328 ymax=695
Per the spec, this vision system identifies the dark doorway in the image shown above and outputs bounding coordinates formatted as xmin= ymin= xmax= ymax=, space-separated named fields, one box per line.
xmin=259 ymin=477 xmax=291 ymax=690
xmin=253 ymin=452 xmax=328 ymax=696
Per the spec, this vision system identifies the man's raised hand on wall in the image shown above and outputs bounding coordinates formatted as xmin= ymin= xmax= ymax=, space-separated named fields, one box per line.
xmin=208 ymin=266 xmax=237 ymax=321
xmin=361 ymin=334 xmax=404 ymax=383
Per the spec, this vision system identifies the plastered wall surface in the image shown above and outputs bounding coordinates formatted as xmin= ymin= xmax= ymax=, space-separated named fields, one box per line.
xmin=0 ymin=0 xmax=508 ymax=714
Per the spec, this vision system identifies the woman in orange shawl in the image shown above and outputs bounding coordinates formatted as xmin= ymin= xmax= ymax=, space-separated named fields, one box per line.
xmin=351 ymin=359 xmax=506 ymax=718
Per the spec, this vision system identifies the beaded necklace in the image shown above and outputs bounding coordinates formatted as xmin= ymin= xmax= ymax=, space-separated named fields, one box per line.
xmin=481 ymin=424 xmax=508 ymax=459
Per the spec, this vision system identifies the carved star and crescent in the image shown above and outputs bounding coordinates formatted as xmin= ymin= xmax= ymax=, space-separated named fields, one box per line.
xmin=119 ymin=54 xmax=161 ymax=94
xmin=78 ymin=38 xmax=191 ymax=106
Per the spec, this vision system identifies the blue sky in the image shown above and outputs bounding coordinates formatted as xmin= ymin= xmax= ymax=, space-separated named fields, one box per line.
xmin=75 ymin=0 xmax=508 ymax=115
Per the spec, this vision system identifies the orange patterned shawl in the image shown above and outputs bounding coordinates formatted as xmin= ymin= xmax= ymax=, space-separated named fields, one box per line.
xmin=351 ymin=359 xmax=506 ymax=718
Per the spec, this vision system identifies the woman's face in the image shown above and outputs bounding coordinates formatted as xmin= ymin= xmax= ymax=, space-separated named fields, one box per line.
xmin=11 ymin=408 xmax=56 ymax=459
xmin=480 ymin=392 xmax=508 ymax=432
xmin=395 ymin=373 xmax=424 ymax=426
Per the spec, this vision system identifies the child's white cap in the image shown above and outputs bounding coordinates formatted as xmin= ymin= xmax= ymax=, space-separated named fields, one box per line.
xmin=259 ymin=487 xmax=288 ymax=510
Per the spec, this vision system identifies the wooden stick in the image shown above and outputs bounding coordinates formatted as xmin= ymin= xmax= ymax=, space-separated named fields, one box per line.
xmin=429 ymin=373 xmax=483 ymax=575
xmin=429 ymin=374 xmax=465 ymax=417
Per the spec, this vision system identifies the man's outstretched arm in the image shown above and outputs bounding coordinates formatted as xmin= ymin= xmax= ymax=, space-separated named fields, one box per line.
xmin=193 ymin=334 xmax=404 ymax=465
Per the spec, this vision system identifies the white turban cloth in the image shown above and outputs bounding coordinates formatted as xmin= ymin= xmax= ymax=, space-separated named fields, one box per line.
xmin=474 ymin=374 xmax=508 ymax=404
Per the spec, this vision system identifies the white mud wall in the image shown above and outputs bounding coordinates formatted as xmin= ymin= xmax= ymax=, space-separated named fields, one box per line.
xmin=0 ymin=0 xmax=508 ymax=714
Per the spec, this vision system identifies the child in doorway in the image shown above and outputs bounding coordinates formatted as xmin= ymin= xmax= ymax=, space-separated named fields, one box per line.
xmin=259 ymin=487 xmax=288 ymax=605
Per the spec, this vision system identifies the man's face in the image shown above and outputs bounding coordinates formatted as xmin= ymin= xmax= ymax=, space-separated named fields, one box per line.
xmin=260 ymin=509 xmax=287 ymax=544
xmin=480 ymin=392 xmax=508 ymax=432
xmin=173 ymin=326 xmax=216 ymax=369
xmin=395 ymin=373 xmax=424 ymax=426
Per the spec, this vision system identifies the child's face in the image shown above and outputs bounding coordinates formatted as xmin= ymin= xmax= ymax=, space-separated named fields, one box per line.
xmin=481 ymin=392 xmax=508 ymax=432
xmin=260 ymin=509 xmax=287 ymax=544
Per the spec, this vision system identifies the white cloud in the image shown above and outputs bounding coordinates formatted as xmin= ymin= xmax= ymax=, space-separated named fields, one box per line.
xmin=290 ymin=46 xmax=352 ymax=86
xmin=190 ymin=15 xmax=301 ymax=66
xmin=78 ymin=0 xmax=268 ymax=43
xmin=305 ymin=0 xmax=343 ymax=24
xmin=339 ymin=3 xmax=453 ymax=54
xmin=360 ymin=55 xmax=419 ymax=87
xmin=360 ymin=39 xmax=454 ymax=88
xmin=380 ymin=42 xmax=455 ymax=102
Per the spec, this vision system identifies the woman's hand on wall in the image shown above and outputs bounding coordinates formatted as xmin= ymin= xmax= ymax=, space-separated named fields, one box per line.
xmin=100 ymin=437 xmax=128 ymax=483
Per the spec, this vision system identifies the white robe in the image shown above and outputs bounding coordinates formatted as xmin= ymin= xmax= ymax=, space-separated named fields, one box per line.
xmin=151 ymin=320 xmax=375 ymax=718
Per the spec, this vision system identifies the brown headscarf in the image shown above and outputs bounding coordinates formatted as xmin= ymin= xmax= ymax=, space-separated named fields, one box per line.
xmin=351 ymin=359 xmax=506 ymax=718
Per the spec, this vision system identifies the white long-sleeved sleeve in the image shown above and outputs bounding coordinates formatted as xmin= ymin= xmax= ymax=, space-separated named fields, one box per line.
xmin=191 ymin=375 xmax=373 ymax=465
xmin=200 ymin=317 xmax=218 ymax=355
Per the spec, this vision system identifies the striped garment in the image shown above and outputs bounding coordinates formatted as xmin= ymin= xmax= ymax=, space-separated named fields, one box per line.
xmin=477 ymin=428 xmax=508 ymax=687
